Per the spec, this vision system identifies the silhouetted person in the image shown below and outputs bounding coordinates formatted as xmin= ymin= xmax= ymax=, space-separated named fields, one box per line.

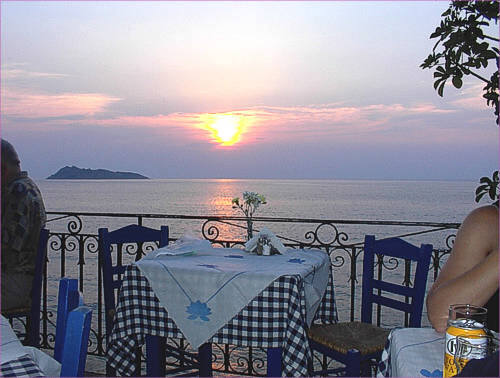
xmin=1 ymin=139 xmax=46 ymax=311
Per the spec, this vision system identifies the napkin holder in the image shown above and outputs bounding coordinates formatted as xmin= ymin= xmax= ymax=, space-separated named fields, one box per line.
xmin=245 ymin=228 xmax=286 ymax=256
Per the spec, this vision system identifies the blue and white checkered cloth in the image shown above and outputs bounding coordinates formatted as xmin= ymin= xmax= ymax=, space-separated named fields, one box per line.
xmin=107 ymin=264 xmax=337 ymax=376
xmin=1 ymin=315 xmax=60 ymax=377
xmin=0 ymin=355 xmax=45 ymax=377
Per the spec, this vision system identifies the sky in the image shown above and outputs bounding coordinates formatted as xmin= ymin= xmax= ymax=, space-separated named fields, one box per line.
xmin=1 ymin=1 xmax=498 ymax=180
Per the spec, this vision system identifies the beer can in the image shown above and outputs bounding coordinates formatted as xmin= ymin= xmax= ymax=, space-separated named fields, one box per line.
xmin=443 ymin=319 xmax=487 ymax=377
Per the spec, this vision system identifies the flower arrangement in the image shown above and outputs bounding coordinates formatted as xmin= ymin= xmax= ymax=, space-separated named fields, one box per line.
xmin=232 ymin=191 xmax=267 ymax=240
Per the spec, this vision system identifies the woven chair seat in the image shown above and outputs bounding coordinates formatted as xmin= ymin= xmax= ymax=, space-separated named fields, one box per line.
xmin=308 ymin=321 xmax=390 ymax=355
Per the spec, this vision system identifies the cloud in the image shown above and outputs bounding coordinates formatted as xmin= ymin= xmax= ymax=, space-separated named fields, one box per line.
xmin=4 ymin=86 xmax=490 ymax=148
xmin=1 ymin=63 xmax=69 ymax=79
xmin=227 ymin=103 xmax=456 ymax=139
xmin=449 ymin=83 xmax=491 ymax=110
xmin=1 ymin=89 xmax=121 ymax=118
xmin=60 ymin=101 xmax=464 ymax=148
xmin=2 ymin=68 xmax=68 ymax=80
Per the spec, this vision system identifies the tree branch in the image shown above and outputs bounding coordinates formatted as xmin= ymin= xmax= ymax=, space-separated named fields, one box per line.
xmin=482 ymin=35 xmax=500 ymax=42
xmin=455 ymin=62 xmax=492 ymax=84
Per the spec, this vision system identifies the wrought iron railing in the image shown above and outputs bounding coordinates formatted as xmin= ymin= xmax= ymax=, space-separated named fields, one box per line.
xmin=15 ymin=211 xmax=459 ymax=376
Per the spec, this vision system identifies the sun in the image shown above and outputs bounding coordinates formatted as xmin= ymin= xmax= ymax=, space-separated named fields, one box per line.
xmin=204 ymin=114 xmax=245 ymax=146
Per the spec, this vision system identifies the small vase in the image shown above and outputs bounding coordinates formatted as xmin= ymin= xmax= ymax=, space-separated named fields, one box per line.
xmin=246 ymin=218 xmax=253 ymax=240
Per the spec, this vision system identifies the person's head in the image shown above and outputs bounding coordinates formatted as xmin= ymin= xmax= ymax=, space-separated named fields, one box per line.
xmin=1 ymin=139 xmax=21 ymax=185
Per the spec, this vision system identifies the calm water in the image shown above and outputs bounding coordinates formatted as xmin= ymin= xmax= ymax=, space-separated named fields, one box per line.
xmin=38 ymin=178 xmax=478 ymax=220
xmin=37 ymin=178 xmax=478 ymax=248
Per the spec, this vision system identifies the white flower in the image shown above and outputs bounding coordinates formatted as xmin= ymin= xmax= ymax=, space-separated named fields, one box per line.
xmin=233 ymin=191 xmax=267 ymax=218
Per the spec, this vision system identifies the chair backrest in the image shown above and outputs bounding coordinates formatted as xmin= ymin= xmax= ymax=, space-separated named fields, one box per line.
xmin=28 ymin=228 xmax=49 ymax=347
xmin=59 ymin=305 xmax=92 ymax=377
xmin=98 ymin=224 xmax=169 ymax=336
xmin=54 ymin=278 xmax=82 ymax=362
xmin=361 ymin=235 xmax=432 ymax=327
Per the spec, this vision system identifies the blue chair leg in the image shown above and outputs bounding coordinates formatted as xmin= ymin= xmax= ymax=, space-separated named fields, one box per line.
xmin=345 ymin=348 xmax=361 ymax=377
xmin=266 ymin=347 xmax=282 ymax=377
xmin=198 ymin=342 xmax=212 ymax=377
xmin=146 ymin=335 xmax=166 ymax=377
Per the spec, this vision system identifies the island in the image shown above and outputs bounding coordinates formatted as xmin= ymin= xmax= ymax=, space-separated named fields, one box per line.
xmin=47 ymin=166 xmax=149 ymax=180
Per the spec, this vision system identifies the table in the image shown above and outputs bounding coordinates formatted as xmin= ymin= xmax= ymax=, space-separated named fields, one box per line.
xmin=377 ymin=327 xmax=445 ymax=377
xmin=378 ymin=327 xmax=500 ymax=378
xmin=1 ymin=315 xmax=61 ymax=377
xmin=107 ymin=247 xmax=338 ymax=377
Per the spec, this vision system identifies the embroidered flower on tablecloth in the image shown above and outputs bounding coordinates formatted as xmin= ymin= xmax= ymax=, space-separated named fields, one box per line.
xmin=288 ymin=258 xmax=306 ymax=264
xmin=420 ymin=369 xmax=442 ymax=377
xmin=198 ymin=264 xmax=218 ymax=269
xmin=186 ymin=300 xmax=212 ymax=321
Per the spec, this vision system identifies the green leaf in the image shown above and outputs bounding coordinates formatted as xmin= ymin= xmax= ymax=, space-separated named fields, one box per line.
xmin=437 ymin=81 xmax=445 ymax=97
xmin=475 ymin=184 xmax=488 ymax=194
xmin=430 ymin=30 xmax=441 ymax=39
xmin=475 ymin=191 xmax=485 ymax=203
xmin=483 ymin=51 xmax=497 ymax=60
xmin=480 ymin=177 xmax=492 ymax=184
xmin=489 ymin=185 xmax=497 ymax=200
xmin=441 ymin=8 xmax=451 ymax=17
xmin=452 ymin=76 xmax=463 ymax=88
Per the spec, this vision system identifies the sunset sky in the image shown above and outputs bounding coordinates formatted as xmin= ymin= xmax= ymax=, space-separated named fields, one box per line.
xmin=1 ymin=1 xmax=498 ymax=180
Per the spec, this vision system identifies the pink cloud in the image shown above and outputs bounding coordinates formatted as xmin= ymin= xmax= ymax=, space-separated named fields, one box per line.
xmin=4 ymin=90 xmax=479 ymax=147
xmin=449 ymin=83 xmax=491 ymax=110
xmin=1 ymin=89 xmax=121 ymax=118
xmin=75 ymin=102 xmax=459 ymax=146
xmin=2 ymin=68 xmax=68 ymax=80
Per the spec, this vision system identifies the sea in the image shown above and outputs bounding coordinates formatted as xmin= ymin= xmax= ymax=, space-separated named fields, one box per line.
xmin=38 ymin=178 xmax=479 ymax=244
xmin=34 ymin=178 xmax=482 ymax=373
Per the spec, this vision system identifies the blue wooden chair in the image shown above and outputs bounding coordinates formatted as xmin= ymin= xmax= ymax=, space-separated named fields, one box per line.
xmin=99 ymin=224 xmax=212 ymax=377
xmin=308 ymin=235 xmax=432 ymax=376
xmin=53 ymin=277 xmax=92 ymax=377
xmin=60 ymin=305 xmax=93 ymax=377
xmin=3 ymin=228 xmax=49 ymax=347
xmin=54 ymin=278 xmax=82 ymax=362
xmin=98 ymin=224 xmax=169 ymax=341
xmin=99 ymin=224 xmax=170 ymax=376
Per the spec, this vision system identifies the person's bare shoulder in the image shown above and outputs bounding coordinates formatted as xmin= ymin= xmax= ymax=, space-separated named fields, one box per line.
xmin=463 ymin=204 xmax=498 ymax=230
xmin=459 ymin=205 xmax=499 ymax=251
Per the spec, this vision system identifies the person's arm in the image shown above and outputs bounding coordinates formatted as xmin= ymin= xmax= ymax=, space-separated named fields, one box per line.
xmin=426 ymin=205 xmax=499 ymax=333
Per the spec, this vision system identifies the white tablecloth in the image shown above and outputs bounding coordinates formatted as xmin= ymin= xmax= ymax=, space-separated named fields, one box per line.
xmin=377 ymin=327 xmax=444 ymax=377
xmin=136 ymin=246 xmax=330 ymax=348
xmin=1 ymin=315 xmax=61 ymax=377
xmin=1 ymin=315 xmax=28 ymax=364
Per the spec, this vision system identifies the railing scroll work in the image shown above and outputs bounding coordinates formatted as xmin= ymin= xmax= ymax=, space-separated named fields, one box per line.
xmin=12 ymin=211 xmax=458 ymax=376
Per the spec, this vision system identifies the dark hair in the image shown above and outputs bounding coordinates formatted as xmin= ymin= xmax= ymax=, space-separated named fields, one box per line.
xmin=1 ymin=139 xmax=20 ymax=166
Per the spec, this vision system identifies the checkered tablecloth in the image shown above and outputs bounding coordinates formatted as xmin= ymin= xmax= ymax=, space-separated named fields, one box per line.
xmin=0 ymin=355 xmax=45 ymax=377
xmin=107 ymin=262 xmax=337 ymax=377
